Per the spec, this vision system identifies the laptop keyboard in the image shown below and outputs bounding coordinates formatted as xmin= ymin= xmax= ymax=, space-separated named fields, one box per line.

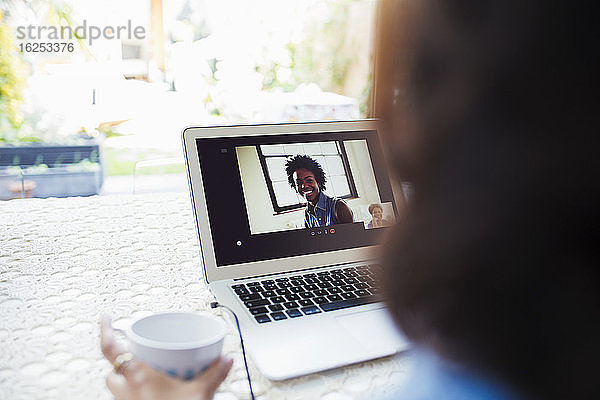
xmin=231 ymin=264 xmax=383 ymax=324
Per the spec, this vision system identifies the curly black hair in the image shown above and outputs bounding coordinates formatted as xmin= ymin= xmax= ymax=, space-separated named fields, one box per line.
xmin=285 ymin=155 xmax=327 ymax=191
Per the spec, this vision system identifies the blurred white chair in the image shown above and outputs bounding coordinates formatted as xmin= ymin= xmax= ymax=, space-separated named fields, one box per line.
xmin=132 ymin=157 xmax=186 ymax=194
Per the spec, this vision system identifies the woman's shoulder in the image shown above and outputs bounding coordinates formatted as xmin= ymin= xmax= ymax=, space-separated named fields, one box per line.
xmin=388 ymin=348 xmax=523 ymax=400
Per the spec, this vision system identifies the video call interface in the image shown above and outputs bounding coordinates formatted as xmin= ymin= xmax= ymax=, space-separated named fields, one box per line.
xmin=195 ymin=130 xmax=396 ymax=267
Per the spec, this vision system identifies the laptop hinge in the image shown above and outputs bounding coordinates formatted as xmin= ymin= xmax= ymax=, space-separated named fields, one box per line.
xmin=231 ymin=260 xmax=375 ymax=281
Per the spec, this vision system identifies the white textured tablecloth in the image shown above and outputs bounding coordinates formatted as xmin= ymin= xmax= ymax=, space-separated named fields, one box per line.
xmin=0 ymin=193 xmax=410 ymax=400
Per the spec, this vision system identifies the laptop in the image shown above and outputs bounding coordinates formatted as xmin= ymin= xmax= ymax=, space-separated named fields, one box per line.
xmin=182 ymin=120 xmax=409 ymax=380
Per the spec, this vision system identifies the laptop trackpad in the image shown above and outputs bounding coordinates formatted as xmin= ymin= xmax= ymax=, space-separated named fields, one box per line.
xmin=335 ymin=308 xmax=407 ymax=353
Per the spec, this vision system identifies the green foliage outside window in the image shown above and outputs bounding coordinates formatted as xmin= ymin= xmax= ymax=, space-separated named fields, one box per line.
xmin=253 ymin=1 xmax=372 ymax=117
xmin=0 ymin=12 xmax=27 ymax=143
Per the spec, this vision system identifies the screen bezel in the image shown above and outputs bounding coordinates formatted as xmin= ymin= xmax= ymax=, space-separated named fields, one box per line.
xmin=183 ymin=120 xmax=396 ymax=283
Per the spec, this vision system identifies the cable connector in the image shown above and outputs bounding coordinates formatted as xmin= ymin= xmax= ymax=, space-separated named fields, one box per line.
xmin=208 ymin=300 xmax=255 ymax=400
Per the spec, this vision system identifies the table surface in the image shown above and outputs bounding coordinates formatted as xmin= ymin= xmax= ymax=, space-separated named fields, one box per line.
xmin=0 ymin=193 xmax=410 ymax=400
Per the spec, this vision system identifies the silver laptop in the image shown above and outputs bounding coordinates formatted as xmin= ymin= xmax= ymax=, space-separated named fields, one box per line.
xmin=182 ymin=120 xmax=409 ymax=380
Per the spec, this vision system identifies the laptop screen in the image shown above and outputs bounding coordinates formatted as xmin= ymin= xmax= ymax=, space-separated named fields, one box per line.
xmin=195 ymin=128 xmax=396 ymax=267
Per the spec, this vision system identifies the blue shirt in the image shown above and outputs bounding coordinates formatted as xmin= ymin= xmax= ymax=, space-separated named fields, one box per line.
xmin=390 ymin=348 xmax=523 ymax=400
xmin=304 ymin=192 xmax=338 ymax=228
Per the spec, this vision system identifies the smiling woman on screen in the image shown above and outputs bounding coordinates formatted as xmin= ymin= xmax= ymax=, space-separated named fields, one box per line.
xmin=285 ymin=154 xmax=354 ymax=228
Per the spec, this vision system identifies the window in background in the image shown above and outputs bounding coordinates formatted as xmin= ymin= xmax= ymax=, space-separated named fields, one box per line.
xmin=258 ymin=141 xmax=358 ymax=213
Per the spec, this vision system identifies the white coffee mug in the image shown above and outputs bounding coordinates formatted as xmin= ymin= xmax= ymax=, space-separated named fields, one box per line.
xmin=124 ymin=312 xmax=226 ymax=380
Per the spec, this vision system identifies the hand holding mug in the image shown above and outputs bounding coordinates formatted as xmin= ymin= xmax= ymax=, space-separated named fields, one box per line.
xmin=100 ymin=315 xmax=233 ymax=400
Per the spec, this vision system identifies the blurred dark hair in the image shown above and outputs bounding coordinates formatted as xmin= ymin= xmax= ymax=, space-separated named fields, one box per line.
xmin=375 ymin=0 xmax=597 ymax=399
xmin=285 ymin=155 xmax=327 ymax=191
